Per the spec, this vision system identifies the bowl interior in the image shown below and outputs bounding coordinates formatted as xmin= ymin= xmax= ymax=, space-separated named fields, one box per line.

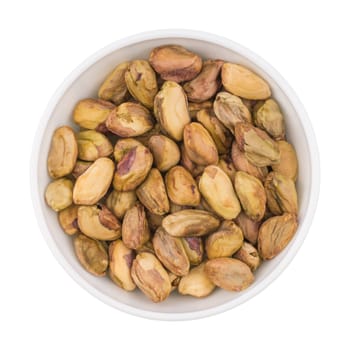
xmin=34 ymin=34 xmax=313 ymax=319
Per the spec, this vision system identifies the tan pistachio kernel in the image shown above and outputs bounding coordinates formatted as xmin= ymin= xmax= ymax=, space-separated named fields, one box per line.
xmin=106 ymin=102 xmax=154 ymax=137
xmin=74 ymin=234 xmax=108 ymax=277
xmin=199 ymin=165 xmax=241 ymax=220
xmin=77 ymin=130 xmax=113 ymax=161
xmin=149 ymin=45 xmax=202 ymax=82
xmin=264 ymin=171 xmax=298 ymax=215
xmin=165 ymin=166 xmax=201 ymax=206
xmin=213 ymin=92 xmax=252 ymax=135
xmin=235 ymin=122 xmax=280 ymax=167
xmin=154 ymin=81 xmax=191 ymax=141
xmin=98 ymin=62 xmax=130 ymax=104
xmin=136 ymin=168 xmax=170 ymax=215
xmin=146 ymin=211 xmax=164 ymax=232
xmin=113 ymin=138 xmax=143 ymax=162
xmin=196 ymin=108 xmax=232 ymax=154
xmin=205 ymin=258 xmax=254 ymax=291
xmin=235 ymin=211 xmax=261 ymax=245
xmin=125 ymin=60 xmax=158 ymax=109
xmin=153 ymin=227 xmax=190 ymax=276
xmin=234 ymin=171 xmax=266 ymax=222
xmin=183 ymin=59 xmax=224 ymax=102
xmin=106 ymin=190 xmax=137 ymax=220
xmin=45 ymin=178 xmax=73 ymax=212
xmin=188 ymin=101 xmax=213 ymax=118
xmin=234 ymin=242 xmax=261 ymax=271
xmin=178 ymin=263 xmax=216 ymax=298
xmin=272 ymin=141 xmax=298 ymax=181
xmin=58 ymin=205 xmax=79 ymax=235
xmin=131 ymin=252 xmax=171 ymax=302
xmin=258 ymin=213 xmax=298 ymax=260
xmin=205 ymin=221 xmax=244 ymax=259
xmin=122 ymin=203 xmax=150 ymax=250
xmin=180 ymin=144 xmax=205 ymax=178
xmin=77 ymin=205 xmax=121 ymax=241
xmin=217 ymin=156 xmax=236 ymax=183
xmin=231 ymin=142 xmax=268 ymax=182
xmin=73 ymin=157 xmax=114 ymax=205
xmin=221 ymin=63 xmax=271 ymax=100
xmin=148 ymin=135 xmax=181 ymax=172
xmin=253 ymin=99 xmax=285 ymax=140
xmin=113 ymin=144 xmax=153 ymax=191
xmin=162 ymin=209 xmax=220 ymax=237
xmin=73 ymin=98 xmax=115 ymax=130
xmin=109 ymin=240 xmax=136 ymax=291
xmin=47 ymin=126 xmax=78 ymax=179
xmin=72 ymin=160 xmax=92 ymax=178
xmin=183 ymin=122 xmax=219 ymax=166
xmin=181 ymin=237 xmax=204 ymax=265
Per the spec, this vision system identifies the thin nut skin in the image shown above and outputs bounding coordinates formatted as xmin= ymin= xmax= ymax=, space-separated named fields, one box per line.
xmin=165 ymin=166 xmax=201 ymax=206
xmin=47 ymin=126 xmax=78 ymax=179
xmin=264 ymin=172 xmax=298 ymax=215
xmin=258 ymin=213 xmax=298 ymax=260
xmin=178 ymin=263 xmax=215 ymax=297
xmin=148 ymin=135 xmax=180 ymax=172
xmin=45 ymin=178 xmax=73 ymax=212
xmin=231 ymin=142 xmax=268 ymax=182
xmin=73 ymin=157 xmax=114 ymax=205
xmin=213 ymin=92 xmax=252 ymax=134
xmin=217 ymin=156 xmax=236 ymax=183
xmin=205 ymin=221 xmax=244 ymax=259
xmin=196 ymin=109 xmax=232 ymax=154
xmin=122 ymin=203 xmax=150 ymax=250
xmin=183 ymin=60 xmax=224 ymax=102
xmin=205 ymin=258 xmax=254 ymax=291
xmin=98 ymin=62 xmax=130 ymax=104
xmin=153 ymin=81 xmax=191 ymax=141
xmin=272 ymin=141 xmax=298 ymax=181
xmin=74 ymin=234 xmax=108 ymax=277
xmin=235 ymin=122 xmax=280 ymax=167
xmin=181 ymin=237 xmax=203 ymax=265
xmin=125 ymin=60 xmax=158 ymax=109
xmin=106 ymin=102 xmax=154 ymax=137
xmin=199 ymin=165 xmax=241 ymax=220
xmin=73 ymin=98 xmax=115 ymax=129
xmin=153 ymin=227 xmax=190 ymax=276
xmin=131 ymin=252 xmax=171 ymax=302
xmin=113 ymin=144 xmax=153 ymax=191
xmin=183 ymin=122 xmax=219 ymax=166
xmin=253 ymin=99 xmax=285 ymax=140
xmin=136 ymin=168 xmax=170 ymax=215
xmin=113 ymin=138 xmax=143 ymax=162
xmin=221 ymin=63 xmax=271 ymax=100
xmin=106 ymin=190 xmax=137 ymax=219
xmin=188 ymin=101 xmax=213 ymax=118
xmin=77 ymin=130 xmax=113 ymax=161
xmin=235 ymin=211 xmax=261 ymax=245
xmin=149 ymin=45 xmax=202 ymax=83
xmin=77 ymin=205 xmax=121 ymax=240
xmin=234 ymin=171 xmax=266 ymax=222
xmin=58 ymin=205 xmax=79 ymax=235
xmin=72 ymin=160 xmax=92 ymax=178
xmin=109 ymin=240 xmax=136 ymax=291
xmin=162 ymin=209 xmax=220 ymax=237
xmin=233 ymin=242 xmax=261 ymax=271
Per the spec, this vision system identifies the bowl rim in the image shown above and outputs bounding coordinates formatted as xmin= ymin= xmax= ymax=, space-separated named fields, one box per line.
xmin=30 ymin=29 xmax=320 ymax=321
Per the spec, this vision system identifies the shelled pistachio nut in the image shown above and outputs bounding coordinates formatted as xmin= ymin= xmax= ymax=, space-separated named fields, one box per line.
xmin=217 ymin=156 xmax=236 ymax=183
xmin=72 ymin=160 xmax=92 ymax=178
xmin=58 ymin=205 xmax=79 ymax=235
xmin=233 ymin=242 xmax=261 ymax=271
xmin=149 ymin=45 xmax=202 ymax=82
xmin=47 ymin=126 xmax=78 ymax=179
xmin=106 ymin=190 xmax=137 ymax=220
xmin=77 ymin=130 xmax=113 ymax=161
xmin=235 ymin=211 xmax=261 ymax=245
xmin=181 ymin=237 xmax=203 ymax=265
xmin=272 ymin=141 xmax=298 ymax=181
xmin=74 ymin=234 xmax=108 ymax=276
xmin=73 ymin=157 xmax=114 ymax=205
xmin=45 ymin=178 xmax=73 ymax=212
xmin=113 ymin=138 xmax=143 ymax=162
xmin=180 ymin=144 xmax=205 ymax=177
xmin=131 ymin=252 xmax=171 ymax=302
xmin=154 ymin=81 xmax=191 ymax=141
xmin=109 ymin=240 xmax=136 ymax=291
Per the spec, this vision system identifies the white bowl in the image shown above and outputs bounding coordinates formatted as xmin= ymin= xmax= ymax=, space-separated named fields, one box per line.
xmin=31 ymin=29 xmax=320 ymax=320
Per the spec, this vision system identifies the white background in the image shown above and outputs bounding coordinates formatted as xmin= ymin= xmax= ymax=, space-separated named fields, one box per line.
xmin=0 ymin=0 xmax=349 ymax=349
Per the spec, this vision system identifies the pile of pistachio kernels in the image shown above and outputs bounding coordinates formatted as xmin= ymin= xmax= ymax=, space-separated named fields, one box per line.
xmin=45 ymin=44 xmax=299 ymax=303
